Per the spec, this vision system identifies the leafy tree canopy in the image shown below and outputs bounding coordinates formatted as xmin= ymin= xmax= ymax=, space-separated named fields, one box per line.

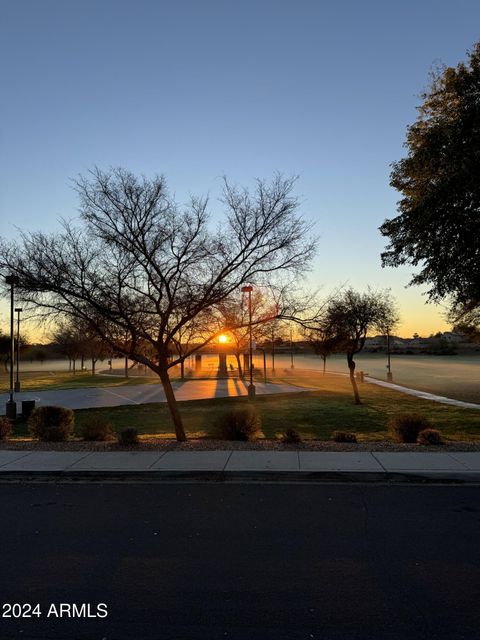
xmin=380 ymin=42 xmax=480 ymax=319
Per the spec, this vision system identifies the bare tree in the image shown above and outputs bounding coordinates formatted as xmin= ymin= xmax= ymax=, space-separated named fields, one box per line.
xmin=169 ymin=312 xmax=214 ymax=380
xmin=87 ymin=335 xmax=110 ymax=375
xmin=51 ymin=322 xmax=84 ymax=373
xmin=302 ymin=325 xmax=341 ymax=375
xmin=321 ymin=288 xmax=399 ymax=404
xmin=0 ymin=329 xmax=29 ymax=372
xmin=0 ymin=168 xmax=316 ymax=440
xmin=52 ymin=316 xmax=111 ymax=375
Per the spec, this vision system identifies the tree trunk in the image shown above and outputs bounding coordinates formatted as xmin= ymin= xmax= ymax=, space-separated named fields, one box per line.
xmin=180 ymin=359 xmax=185 ymax=380
xmin=322 ymin=356 xmax=326 ymax=375
xmin=235 ymin=353 xmax=244 ymax=379
xmin=158 ymin=368 xmax=187 ymax=442
xmin=347 ymin=354 xmax=361 ymax=404
xmin=73 ymin=358 xmax=76 ymax=374
xmin=124 ymin=356 xmax=128 ymax=378
xmin=92 ymin=357 xmax=96 ymax=375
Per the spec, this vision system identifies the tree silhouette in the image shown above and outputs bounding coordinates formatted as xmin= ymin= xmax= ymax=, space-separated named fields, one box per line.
xmin=0 ymin=168 xmax=315 ymax=440
xmin=381 ymin=42 xmax=480 ymax=321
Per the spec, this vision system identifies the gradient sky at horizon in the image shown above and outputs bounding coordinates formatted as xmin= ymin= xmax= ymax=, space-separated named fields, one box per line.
xmin=1 ymin=0 xmax=479 ymax=340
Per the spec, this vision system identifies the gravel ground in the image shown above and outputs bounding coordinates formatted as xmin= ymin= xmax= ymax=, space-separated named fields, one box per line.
xmin=1 ymin=438 xmax=480 ymax=452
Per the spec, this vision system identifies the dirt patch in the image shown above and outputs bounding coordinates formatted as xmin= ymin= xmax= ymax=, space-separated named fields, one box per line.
xmin=1 ymin=438 xmax=480 ymax=453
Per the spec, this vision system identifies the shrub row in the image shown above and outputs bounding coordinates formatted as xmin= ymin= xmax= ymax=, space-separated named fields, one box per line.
xmin=388 ymin=413 xmax=444 ymax=445
xmin=1 ymin=407 xmax=139 ymax=445
xmin=217 ymin=411 xmax=445 ymax=444
xmin=331 ymin=431 xmax=357 ymax=443
xmin=28 ymin=406 xmax=74 ymax=442
xmin=218 ymin=407 xmax=261 ymax=441
xmin=0 ymin=417 xmax=12 ymax=441
xmin=81 ymin=416 xmax=114 ymax=441
xmin=1 ymin=406 xmax=445 ymax=446
xmin=80 ymin=417 xmax=139 ymax=445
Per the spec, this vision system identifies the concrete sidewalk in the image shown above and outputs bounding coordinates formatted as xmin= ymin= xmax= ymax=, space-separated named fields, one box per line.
xmin=1 ymin=449 xmax=480 ymax=482
xmin=365 ymin=375 xmax=480 ymax=410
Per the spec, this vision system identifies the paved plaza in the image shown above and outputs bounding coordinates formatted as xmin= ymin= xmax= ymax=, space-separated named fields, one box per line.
xmin=0 ymin=378 xmax=309 ymax=411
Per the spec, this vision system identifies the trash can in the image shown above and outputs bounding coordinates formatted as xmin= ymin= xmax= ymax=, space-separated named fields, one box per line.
xmin=22 ymin=400 xmax=36 ymax=419
xmin=5 ymin=401 xmax=17 ymax=420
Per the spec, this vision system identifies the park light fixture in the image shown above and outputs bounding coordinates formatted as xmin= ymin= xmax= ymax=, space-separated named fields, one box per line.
xmin=270 ymin=324 xmax=276 ymax=374
xmin=5 ymin=275 xmax=19 ymax=419
xmin=14 ymin=307 xmax=23 ymax=392
xmin=290 ymin=326 xmax=295 ymax=369
xmin=386 ymin=326 xmax=393 ymax=382
xmin=241 ymin=285 xmax=255 ymax=399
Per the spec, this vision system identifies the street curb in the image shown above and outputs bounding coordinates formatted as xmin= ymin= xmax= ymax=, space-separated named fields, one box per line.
xmin=1 ymin=470 xmax=480 ymax=484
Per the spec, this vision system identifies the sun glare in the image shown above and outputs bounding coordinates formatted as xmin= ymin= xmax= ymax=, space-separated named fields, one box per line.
xmin=218 ymin=334 xmax=228 ymax=344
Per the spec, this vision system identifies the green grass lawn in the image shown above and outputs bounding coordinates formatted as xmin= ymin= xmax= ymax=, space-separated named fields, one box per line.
xmin=0 ymin=370 xmax=158 ymax=391
xmin=10 ymin=371 xmax=480 ymax=442
xmin=321 ymin=352 xmax=480 ymax=404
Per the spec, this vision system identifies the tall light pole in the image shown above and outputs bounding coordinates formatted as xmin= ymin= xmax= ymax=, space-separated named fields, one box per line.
xmin=271 ymin=325 xmax=275 ymax=374
xmin=14 ymin=307 xmax=22 ymax=392
xmin=241 ymin=285 xmax=255 ymax=399
xmin=257 ymin=347 xmax=267 ymax=384
xmin=386 ymin=326 xmax=393 ymax=381
xmin=290 ymin=326 xmax=295 ymax=369
xmin=5 ymin=275 xmax=18 ymax=419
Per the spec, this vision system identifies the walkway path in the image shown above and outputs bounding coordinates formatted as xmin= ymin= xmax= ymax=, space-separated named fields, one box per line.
xmin=364 ymin=375 xmax=480 ymax=409
xmin=1 ymin=449 xmax=480 ymax=482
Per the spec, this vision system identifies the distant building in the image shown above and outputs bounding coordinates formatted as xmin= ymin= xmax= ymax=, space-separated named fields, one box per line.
xmin=441 ymin=332 xmax=464 ymax=343
xmin=365 ymin=336 xmax=385 ymax=348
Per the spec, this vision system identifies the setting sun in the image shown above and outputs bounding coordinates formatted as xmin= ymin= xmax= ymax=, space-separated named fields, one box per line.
xmin=218 ymin=334 xmax=228 ymax=344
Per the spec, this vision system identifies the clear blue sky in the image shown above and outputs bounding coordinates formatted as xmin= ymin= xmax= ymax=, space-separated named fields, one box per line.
xmin=1 ymin=0 xmax=479 ymax=337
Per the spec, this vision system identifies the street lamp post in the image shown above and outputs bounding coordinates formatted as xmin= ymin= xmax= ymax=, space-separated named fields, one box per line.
xmin=5 ymin=275 xmax=19 ymax=419
xmin=257 ymin=347 xmax=267 ymax=384
xmin=271 ymin=325 xmax=275 ymax=374
xmin=241 ymin=285 xmax=255 ymax=399
xmin=290 ymin=327 xmax=295 ymax=369
xmin=386 ymin=327 xmax=393 ymax=381
xmin=14 ymin=307 xmax=22 ymax=392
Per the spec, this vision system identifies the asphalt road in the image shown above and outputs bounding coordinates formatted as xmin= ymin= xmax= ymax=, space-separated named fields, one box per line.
xmin=0 ymin=482 xmax=479 ymax=640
